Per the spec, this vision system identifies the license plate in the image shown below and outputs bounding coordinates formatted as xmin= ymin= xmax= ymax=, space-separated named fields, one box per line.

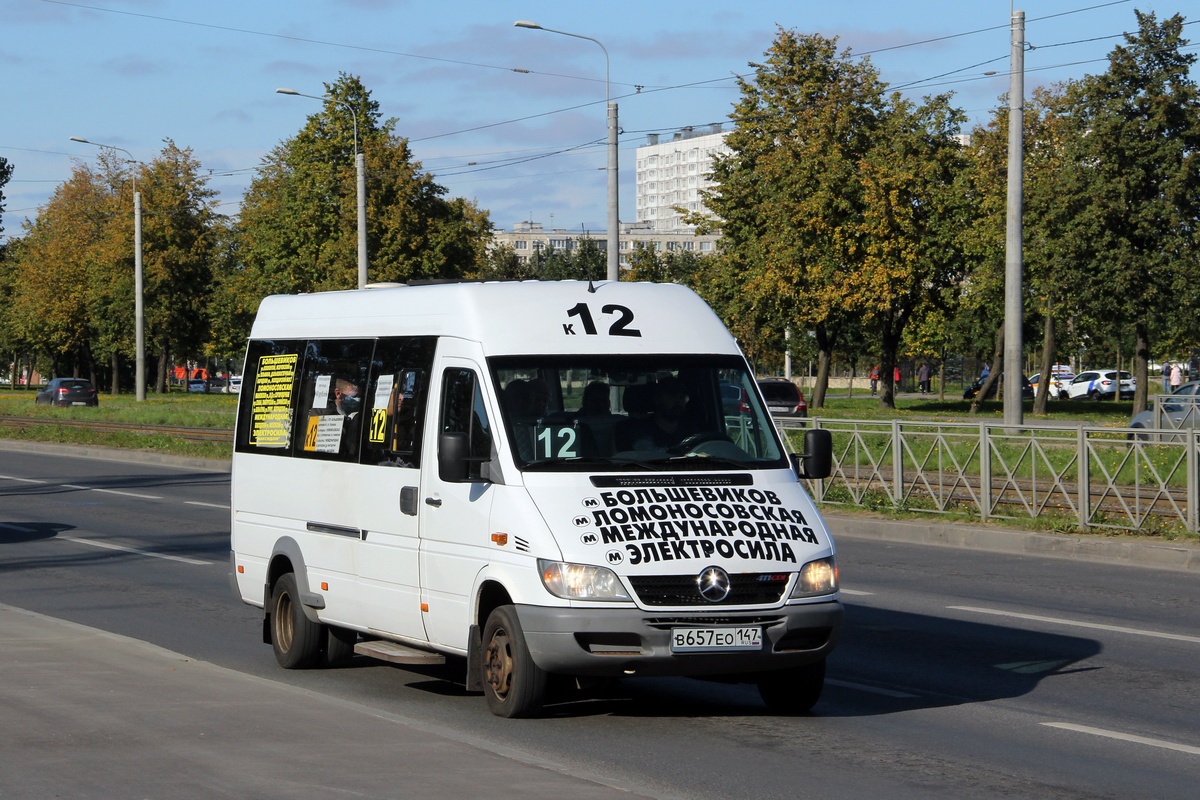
xmin=670 ymin=626 xmax=762 ymax=653
xmin=768 ymin=405 xmax=788 ymax=413
xmin=71 ymin=401 xmax=87 ymax=406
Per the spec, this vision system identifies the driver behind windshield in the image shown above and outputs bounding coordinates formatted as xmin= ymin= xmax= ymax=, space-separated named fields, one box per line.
xmin=616 ymin=376 xmax=697 ymax=450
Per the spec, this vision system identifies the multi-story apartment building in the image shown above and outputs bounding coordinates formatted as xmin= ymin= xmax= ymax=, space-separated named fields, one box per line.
xmin=635 ymin=124 xmax=731 ymax=233
xmin=488 ymin=126 xmax=730 ymax=269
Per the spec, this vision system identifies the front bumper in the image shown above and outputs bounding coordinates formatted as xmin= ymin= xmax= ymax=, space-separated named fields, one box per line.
xmin=516 ymin=600 xmax=842 ymax=678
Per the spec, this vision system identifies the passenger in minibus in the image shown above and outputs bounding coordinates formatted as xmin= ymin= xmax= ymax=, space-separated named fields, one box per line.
xmin=616 ymin=376 xmax=696 ymax=450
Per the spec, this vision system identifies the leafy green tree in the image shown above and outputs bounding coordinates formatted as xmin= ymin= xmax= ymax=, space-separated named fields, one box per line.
xmin=0 ymin=155 xmax=13 ymax=240
xmin=237 ymin=74 xmax=492 ymax=295
xmin=699 ymin=29 xmax=970 ymax=408
xmin=7 ymin=161 xmax=111 ymax=382
xmin=138 ymin=140 xmax=220 ymax=391
xmin=470 ymin=244 xmax=537 ymax=280
xmin=695 ymin=30 xmax=886 ymax=407
xmin=1055 ymin=12 xmax=1200 ymax=413
xmin=0 ymin=155 xmax=22 ymax=383
xmin=539 ymin=237 xmax=606 ymax=281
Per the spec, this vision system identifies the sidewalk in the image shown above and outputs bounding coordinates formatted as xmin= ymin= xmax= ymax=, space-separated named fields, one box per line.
xmin=0 ymin=603 xmax=654 ymax=800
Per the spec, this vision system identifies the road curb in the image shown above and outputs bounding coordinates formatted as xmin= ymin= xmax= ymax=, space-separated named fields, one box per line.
xmin=825 ymin=511 xmax=1200 ymax=573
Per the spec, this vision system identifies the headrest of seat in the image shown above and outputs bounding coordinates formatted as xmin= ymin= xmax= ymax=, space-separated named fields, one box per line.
xmin=622 ymin=384 xmax=653 ymax=415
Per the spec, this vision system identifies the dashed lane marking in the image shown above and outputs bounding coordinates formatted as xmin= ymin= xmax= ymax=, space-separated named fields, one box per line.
xmin=1042 ymin=723 xmax=1200 ymax=757
xmin=57 ymin=535 xmax=212 ymax=566
xmin=949 ymin=606 xmax=1200 ymax=645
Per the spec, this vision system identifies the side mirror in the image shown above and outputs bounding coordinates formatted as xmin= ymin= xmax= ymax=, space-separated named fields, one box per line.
xmin=790 ymin=428 xmax=832 ymax=480
xmin=438 ymin=431 xmax=470 ymax=483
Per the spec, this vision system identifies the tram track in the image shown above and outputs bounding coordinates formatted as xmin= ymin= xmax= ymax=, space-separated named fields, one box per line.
xmin=0 ymin=415 xmax=232 ymax=443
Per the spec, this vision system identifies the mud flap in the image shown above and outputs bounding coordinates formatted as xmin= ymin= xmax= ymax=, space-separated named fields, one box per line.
xmin=465 ymin=623 xmax=483 ymax=692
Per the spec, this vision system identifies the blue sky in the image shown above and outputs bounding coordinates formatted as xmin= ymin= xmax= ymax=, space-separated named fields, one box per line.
xmin=2 ymin=0 xmax=1195 ymax=243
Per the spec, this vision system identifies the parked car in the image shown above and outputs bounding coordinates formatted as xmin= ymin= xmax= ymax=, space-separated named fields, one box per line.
xmin=962 ymin=374 xmax=1033 ymax=401
xmin=225 ymin=376 xmax=242 ymax=394
xmin=1029 ymin=370 xmax=1074 ymax=400
xmin=757 ymin=378 xmax=808 ymax=417
xmin=35 ymin=378 xmax=99 ymax=407
xmin=186 ymin=378 xmax=208 ymax=393
xmin=720 ymin=383 xmax=751 ymax=415
xmin=1066 ymin=370 xmax=1135 ymax=401
xmin=1129 ymin=380 xmax=1200 ymax=438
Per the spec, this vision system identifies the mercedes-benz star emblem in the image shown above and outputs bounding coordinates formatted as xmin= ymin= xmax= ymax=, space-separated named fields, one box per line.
xmin=696 ymin=566 xmax=731 ymax=603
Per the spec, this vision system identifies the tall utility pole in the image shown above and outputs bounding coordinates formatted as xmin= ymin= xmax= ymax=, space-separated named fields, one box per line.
xmin=515 ymin=21 xmax=620 ymax=281
xmin=1004 ymin=10 xmax=1025 ymax=426
xmin=276 ymin=88 xmax=367 ymax=288
xmin=70 ymin=137 xmax=146 ymax=402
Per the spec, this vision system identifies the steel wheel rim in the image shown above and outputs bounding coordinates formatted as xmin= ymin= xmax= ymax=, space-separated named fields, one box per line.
xmin=276 ymin=592 xmax=294 ymax=652
xmin=484 ymin=628 xmax=514 ymax=700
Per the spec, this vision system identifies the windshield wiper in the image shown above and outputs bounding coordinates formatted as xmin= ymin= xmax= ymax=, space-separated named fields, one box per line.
xmin=521 ymin=456 xmax=635 ymax=471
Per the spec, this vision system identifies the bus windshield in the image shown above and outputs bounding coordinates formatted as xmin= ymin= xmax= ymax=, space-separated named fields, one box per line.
xmin=489 ymin=354 xmax=788 ymax=471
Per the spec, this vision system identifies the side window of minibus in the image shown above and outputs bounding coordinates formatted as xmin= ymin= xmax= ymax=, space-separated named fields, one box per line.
xmin=234 ymin=339 xmax=303 ymax=455
xmin=440 ymin=368 xmax=492 ymax=481
xmin=294 ymin=339 xmax=375 ymax=463
xmin=362 ymin=337 xmax=436 ymax=467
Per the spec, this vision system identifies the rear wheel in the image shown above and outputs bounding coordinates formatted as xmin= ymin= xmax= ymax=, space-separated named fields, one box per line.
xmin=481 ymin=605 xmax=546 ymax=718
xmin=757 ymin=658 xmax=826 ymax=714
xmin=270 ymin=572 xmax=322 ymax=669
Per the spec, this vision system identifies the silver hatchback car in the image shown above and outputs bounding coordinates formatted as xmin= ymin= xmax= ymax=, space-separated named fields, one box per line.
xmin=1129 ymin=380 xmax=1200 ymax=438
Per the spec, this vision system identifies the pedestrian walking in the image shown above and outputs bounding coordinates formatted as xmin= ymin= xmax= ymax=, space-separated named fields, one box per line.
xmin=1170 ymin=362 xmax=1183 ymax=392
xmin=917 ymin=362 xmax=931 ymax=395
xmin=893 ymin=365 xmax=902 ymax=392
xmin=1161 ymin=361 xmax=1171 ymax=394
xmin=869 ymin=365 xmax=879 ymax=396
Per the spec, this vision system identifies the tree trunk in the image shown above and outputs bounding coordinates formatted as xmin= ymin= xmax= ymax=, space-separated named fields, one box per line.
xmin=111 ymin=352 xmax=120 ymax=396
xmin=970 ymin=326 xmax=1004 ymax=414
xmin=157 ymin=346 xmax=169 ymax=394
xmin=809 ymin=324 xmax=834 ymax=409
xmin=1132 ymin=322 xmax=1149 ymax=415
xmin=1033 ymin=307 xmax=1055 ymax=416
xmin=812 ymin=349 xmax=831 ymax=409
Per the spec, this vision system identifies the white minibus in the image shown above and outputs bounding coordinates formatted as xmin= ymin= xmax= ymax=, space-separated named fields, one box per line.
xmin=230 ymin=280 xmax=842 ymax=717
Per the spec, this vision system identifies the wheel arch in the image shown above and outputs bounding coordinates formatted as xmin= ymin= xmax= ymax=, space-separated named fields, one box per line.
xmin=264 ymin=537 xmax=322 ymax=624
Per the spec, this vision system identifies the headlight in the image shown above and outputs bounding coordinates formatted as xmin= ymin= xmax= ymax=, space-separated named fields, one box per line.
xmin=538 ymin=560 xmax=631 ymax=601
xmin=791 ymin=557 xmax=838 ymax=598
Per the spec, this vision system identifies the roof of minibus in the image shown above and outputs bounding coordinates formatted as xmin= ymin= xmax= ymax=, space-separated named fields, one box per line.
xmin=249 ymin=280 xmax=740 ymax=357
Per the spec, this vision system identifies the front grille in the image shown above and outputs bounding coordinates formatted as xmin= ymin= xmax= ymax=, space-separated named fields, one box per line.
xmin=629 ymin=573 xmax=789 ymax=606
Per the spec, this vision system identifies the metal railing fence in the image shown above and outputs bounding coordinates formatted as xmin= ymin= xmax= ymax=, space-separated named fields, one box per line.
xmin=780 ymin=418 xmax=1200 ymax=534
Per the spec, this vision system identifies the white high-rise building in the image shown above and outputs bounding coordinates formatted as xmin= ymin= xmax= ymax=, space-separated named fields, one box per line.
xmin=635 ymin=125 xmax=731 ymax=233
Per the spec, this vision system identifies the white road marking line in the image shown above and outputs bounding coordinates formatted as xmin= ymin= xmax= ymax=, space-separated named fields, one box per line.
xmin=185 ymin=500 xmax=230 ymax=510
xmin=948 ymin=606 xmax=1200 ymax=645
xmin=826 ymin=678 xmax=918 ymax=698
xmin=0 ymin=475 xmax=47 ymax=483
xmin=57 ymin=535 xmax=212 ymax=566
xmin=840 ymin=588 xmax=873 ymax=596
xmin=61 ymin=483 xmax=161 ymax=500
xmin=0 ymin=522 xmax=36 ymax=533
xmin=1042 ymin=723 xmax=1200 ymax=756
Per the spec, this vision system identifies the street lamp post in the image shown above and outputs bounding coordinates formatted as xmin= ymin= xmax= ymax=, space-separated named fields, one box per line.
xmin=276 ymin=88 xmax=368 ymax=289
xmin=515 ymin=20 xmax=620 ymax=282
xmin=69 ymin=137 xmax=145 ymax=402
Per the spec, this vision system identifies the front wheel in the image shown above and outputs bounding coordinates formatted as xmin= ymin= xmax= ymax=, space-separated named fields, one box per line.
xmin=756 ymin=658 xmax=826 ymax=714
xmin=481 ymin=605 xmax=546 ymax=718
xmin=270 ymin=572 xmax=323 ymax=669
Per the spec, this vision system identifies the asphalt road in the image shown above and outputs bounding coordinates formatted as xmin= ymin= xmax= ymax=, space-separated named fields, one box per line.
xmin=1 ymin=443 xmax=1198 ymax=799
